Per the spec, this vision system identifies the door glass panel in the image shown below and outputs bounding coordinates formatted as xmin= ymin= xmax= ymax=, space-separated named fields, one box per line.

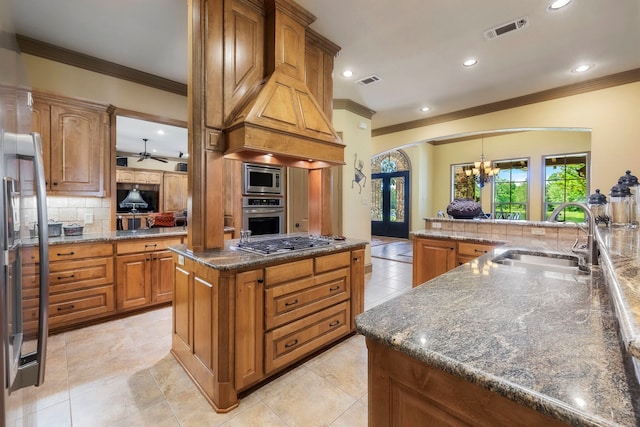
xmin=371 ymin=178 xmax=383 ymax=221
xmin=390 ymin=176 xmax=405 ymax=223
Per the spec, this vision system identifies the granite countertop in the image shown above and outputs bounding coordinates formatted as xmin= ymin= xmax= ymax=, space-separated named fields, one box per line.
xmin=169 ymin=233 xmax=368 ymax=271
xmin=356 ymin=222 xmax=640 ymax=426
xmin=24 ymin=226 xmax=235 ymax=246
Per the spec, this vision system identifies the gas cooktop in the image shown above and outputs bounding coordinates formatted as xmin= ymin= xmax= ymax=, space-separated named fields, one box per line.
xmin=235 ymin=235 xmax=341 ymax=255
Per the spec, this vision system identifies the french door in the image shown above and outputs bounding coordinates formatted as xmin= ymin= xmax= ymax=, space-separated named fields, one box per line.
xmin=371 ymin=171 xmax=409 ymax=238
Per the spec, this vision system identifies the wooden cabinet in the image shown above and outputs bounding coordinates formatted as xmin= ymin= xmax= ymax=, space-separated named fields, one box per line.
xmin=413 ymin=238 xmax=456 ymax=287
xmin=32 ymin=93 xmax=110 ymax=196
xmin=262 ymin=251 xmax=351 ymax=375
xmin=457 ymin=241 xmax=497 ymax=266
xmin=116 ymin=168 xmax=163 ymax=184
xmin=173 ymin=244 xmax=366 ymax=411
xmin=413 ymin=237 xmax=499 ymax=287
xmin=116 ymin=237 xmax=182 ymax=311
xmin=366 ymin=338 xmax=568 ymax=427
xmin=22 ymin=242 xmax=116 ymax=333
xmin=163 ymin=172 xmax=188 ymax=212
xmin=235 ymin=268 xmax=264 ymax=390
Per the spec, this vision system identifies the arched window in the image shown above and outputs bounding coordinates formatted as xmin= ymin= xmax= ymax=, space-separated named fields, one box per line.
xmin=371 ymin=150 xmax=410 ymax=173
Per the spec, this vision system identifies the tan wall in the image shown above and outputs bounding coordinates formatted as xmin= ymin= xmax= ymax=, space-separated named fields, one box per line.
xmin=373 ymin=81 xmax=640 ymax=229
xmin=430 ymin=131 xmax=590 ymax=222
xmin=333 ymin=109 xmax=373 ymax=264
xmin=22 ymin=54 xmax=187 ymax=121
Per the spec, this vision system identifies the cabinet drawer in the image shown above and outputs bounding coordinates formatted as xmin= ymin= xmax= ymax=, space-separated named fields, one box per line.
xmin=265 ymin=259 xmax=313 ymax=287
xmin=265 ymin=301 xmax=350 ymax=374
xmin=23 ymin=284 xmax=116 ymax=332
xmin=50 ymin=242 xmax=113 ymax=261
xmin=50 ymin=257 xmax=114 ymax=293
xmin=457 ymin=242 xmax=496 ymax=257
xmin=315 ymin=251 xmax=351 ymax=274
xmin=116 ymin=237 xmax=182 ymax=255
xmin=21 ymin=246 xmax=39 ymax=264
xmin=265 ymin=267 xmax=350 ymax=330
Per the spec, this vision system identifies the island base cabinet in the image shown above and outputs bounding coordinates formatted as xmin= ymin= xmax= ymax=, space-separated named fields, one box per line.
xmin=366 ymin=338 xmax=568 ymax=427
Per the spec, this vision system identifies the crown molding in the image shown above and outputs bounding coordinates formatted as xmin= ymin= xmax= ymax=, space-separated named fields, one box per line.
xmin=16 ymin=35 xmax=188 ymax=97
xmin=333 ymin=98 xmax=376 ymax=119
xmin=372 ymin=67 xmax=640 ymax=137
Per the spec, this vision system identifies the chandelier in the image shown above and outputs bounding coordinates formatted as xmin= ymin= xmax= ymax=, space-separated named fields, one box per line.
xmin=464 ymin=136 xmax=500 ymax=188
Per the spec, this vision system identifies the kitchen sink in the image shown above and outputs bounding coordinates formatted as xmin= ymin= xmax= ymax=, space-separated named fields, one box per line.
xmin=492 ymin=250 xmax=590 ymax=275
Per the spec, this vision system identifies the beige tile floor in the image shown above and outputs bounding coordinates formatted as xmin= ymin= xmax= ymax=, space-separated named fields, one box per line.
xmin=13 ymin=253 xmax=412 ymax=427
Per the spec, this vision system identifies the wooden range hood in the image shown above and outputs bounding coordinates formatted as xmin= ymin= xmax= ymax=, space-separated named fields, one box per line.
xmin=223 ymin=0 xmax=345 ymax=169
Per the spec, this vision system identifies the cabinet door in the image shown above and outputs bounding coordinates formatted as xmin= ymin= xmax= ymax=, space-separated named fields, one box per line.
xmin=116 ymin=253 xmax=151 ymax=310
xmin=50 ymin=104 xmax=103 ymax=194
xmin=412 ymin=238 xmax=456 ymax=287
xmin=152 ymin=250 xmax=174 ymax=303
xmin=235 ymin=269 xmax=264 ymax=390
xmin=31 ymin=100 xmax=51 ymax=188
xmin=163 ymin=173 xmax=187 ymax=212
xmin=173 ymin=261 xmax=191 ymax=349
xmin=116 ymin=168 xmax=135 ymax=183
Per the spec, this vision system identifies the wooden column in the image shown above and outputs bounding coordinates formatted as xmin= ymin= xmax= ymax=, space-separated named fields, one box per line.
xmin=308 ymin=168 xmax=333 ymax=236
xmin=188 ymin=0 xmax=225 ymax=251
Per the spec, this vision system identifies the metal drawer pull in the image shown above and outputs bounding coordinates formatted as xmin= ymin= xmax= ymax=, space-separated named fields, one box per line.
xmin=57 ymin=274 xmax=74 ymax=280
xmin=145 ymin=244 xmax=158 ymax=248
xmin=329 ymin=286 xmax=340 ymax=292
xmin=57 ymin=304 xmax=75 ymax=311
xmin=329 ymin=320 xmax=340 ymax=327
xmin=474 ymin=249 xmax=488 ymax=253
xmin=284 ymin=339 xmax=299 ymax=348
xmin=285 ymin=299 xmax=299 ymax=307
xmin=57 ymin=251 xmax=74 ymax=256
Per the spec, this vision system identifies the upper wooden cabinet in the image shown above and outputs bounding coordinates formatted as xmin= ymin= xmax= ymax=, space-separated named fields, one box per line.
xmin=116 ymin=168 xmax=163 ymax=185
xmin=32 ymin=93 xmax=110 ymax=196
xmin=163 ymin=172 xmax=188 ymax=212
xmin=305 ymin=29 xmax=340 ymax=120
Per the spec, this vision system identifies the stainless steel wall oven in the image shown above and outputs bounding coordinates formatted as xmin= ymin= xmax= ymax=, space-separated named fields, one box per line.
xmin=242 ymin=197 xmax=284 ymax=236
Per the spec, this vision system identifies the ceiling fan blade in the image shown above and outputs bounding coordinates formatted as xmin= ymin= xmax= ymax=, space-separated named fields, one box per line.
xmin=137 ymin=157 xmax=144 ymax=162
xmin=152 ymin=156 xmax=169 ymax=163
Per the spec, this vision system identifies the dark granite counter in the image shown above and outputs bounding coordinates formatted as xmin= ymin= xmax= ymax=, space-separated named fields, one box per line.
xmin=356 ymin=219 xmax=640 ymax=426
xmin=169 ymin=233 xmax=367 ymax=271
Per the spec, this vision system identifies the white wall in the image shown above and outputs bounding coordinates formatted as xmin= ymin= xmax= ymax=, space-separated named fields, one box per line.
xmin=333 ymin=110 xmax=373 ymax=265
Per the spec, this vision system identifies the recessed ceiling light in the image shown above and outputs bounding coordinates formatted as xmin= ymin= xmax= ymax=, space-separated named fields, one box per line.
xmin=342 ymin=70 xmax=354 ymax=78
xmin=157 ymin=129 xmax=165 ymax=135
xmin=548 ymin=0 xmax=571 ymax=11
xmin=152 ymin=149 xmax=157 ymax=153
xmin=419 ymin=106 xmax=431 ymax=112
xmin=463 ymin=58 xmax=478 ymax=67
xmin=572 ymin=64 xmax=594 ymax=73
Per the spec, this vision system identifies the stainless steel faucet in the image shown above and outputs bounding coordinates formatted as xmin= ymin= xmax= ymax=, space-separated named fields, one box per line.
xmin=549 ymin=202 xmax=598 ymax=265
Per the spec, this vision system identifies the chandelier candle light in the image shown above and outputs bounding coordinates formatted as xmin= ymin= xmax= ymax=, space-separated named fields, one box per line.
xmin=465 ymin=136 xmax=500 ymax=188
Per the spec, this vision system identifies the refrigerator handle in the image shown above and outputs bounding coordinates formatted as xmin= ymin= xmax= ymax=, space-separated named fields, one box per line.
xmin=32 ymin=131 xmax=49 ymax=386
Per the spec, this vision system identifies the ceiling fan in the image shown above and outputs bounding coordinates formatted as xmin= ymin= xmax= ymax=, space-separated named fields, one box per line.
xmin=137 ymin=138 xmax=168 ymax=163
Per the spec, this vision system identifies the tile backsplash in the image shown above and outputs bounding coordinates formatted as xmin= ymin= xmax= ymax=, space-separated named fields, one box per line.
xmin=23 ymin=196 xmax=112 ymax=234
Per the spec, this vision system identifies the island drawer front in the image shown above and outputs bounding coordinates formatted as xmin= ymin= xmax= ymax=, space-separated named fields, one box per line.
xmin=264 ymin=259 xmax=314 ymax=287
xmin=314 ymin=251 xmax=351 ymax=273
xmin=265 ymin=301 xmax=350 ymax=374
xmin=49 ymin=257 xmax=114 ymax=293
xmin=50 ymin=242 xmax=114 ymax=261
xmin=116 ymin=237 xmax=182 ymax=255
xmin=265 ymin=267 xmax=350 ymax=330
xmin=457 ymin=242 xmax=496 ymax=257
xmin=23 ymin=284 xmax=116 ymax=333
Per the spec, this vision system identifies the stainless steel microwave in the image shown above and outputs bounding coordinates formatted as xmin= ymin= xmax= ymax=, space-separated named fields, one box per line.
xmin=242 ymin=163 xmax=283 ymax=195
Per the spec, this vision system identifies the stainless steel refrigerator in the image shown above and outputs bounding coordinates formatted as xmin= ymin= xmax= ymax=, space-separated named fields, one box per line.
xmin=1 ymin=1 xmax=50 ymax=425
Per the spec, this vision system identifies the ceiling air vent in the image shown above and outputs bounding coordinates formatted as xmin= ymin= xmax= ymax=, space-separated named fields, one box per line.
xmin=355 ymin=74 xmax=382 ymax=86
xmin=484 ymin=16 xmax=529 ymax=40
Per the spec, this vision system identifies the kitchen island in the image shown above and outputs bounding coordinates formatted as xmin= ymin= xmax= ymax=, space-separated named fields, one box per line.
xmin=168 ymin=235 xmax=367 ymax=412
xmin=356 ymin=220 xmax=640 ymax=426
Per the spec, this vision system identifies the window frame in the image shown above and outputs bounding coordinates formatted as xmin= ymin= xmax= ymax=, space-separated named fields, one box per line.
xmin=541 ymin=151 xmax=590 ymax=221
xmin=491 ymin=157 xmax=530 ymax=220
